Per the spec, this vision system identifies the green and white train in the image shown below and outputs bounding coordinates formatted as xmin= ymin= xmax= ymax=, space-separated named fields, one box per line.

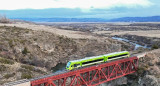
xmin=66 ymin=51 xmax=130 ymax=70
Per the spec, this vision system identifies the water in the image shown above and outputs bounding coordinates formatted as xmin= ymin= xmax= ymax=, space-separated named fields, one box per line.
xmin=51 ymin=63 xmax=66 ymax=73
xmin=112 ymin=37 xmax=149 ymax=50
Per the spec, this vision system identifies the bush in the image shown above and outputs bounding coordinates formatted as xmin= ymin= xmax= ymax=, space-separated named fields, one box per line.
xmin=4 ymin=73 xmax=15 ymax=79
xmin=33 ymin=68 xmax=46 ymax=74
xmin=151 ymin=44 xmax=159 ymax=49
xmin=20 ymin=40 xmax=27 ymax=44
xmin=21 ymin=65 xmax=34 ymax=71
xmin=0 ymin=57 xmax=14 ymax=64
xmin=0 ymin=65 xmax=6 ymax=71
xmin=0 ymin=14 xmax=10 ymax=23
xmin=85 ymin=52 xmax=95 ymax=57
xmin=21 ymin=72 xmax=32 ymax=79
xmin=8 ymin=39 xmax=14 ymax=47
xmin=22 ymin=47 xmax=29 ymax=54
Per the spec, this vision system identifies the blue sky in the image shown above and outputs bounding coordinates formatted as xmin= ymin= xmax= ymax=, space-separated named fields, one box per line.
xmin=0 ymin=0 xmax=160 ymax=19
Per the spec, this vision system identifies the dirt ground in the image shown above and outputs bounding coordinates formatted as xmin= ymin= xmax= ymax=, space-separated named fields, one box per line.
xmin=0 ymin=22 xmax=97 ymax=39
xmin=94 ymin=30 xmax=160 ymax=38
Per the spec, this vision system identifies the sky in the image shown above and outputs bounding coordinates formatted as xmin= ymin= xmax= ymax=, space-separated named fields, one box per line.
xmin=0 ymin=0 xmax=160 ymax=19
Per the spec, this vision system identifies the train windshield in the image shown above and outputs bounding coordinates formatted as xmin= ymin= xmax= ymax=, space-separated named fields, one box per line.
xmin=66 ymin=62 xmax=71 ymax=68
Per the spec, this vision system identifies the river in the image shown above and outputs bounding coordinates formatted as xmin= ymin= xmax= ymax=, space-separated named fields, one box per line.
xmin=112 ymin=37 xmax=149 ymax=50
xmin=51 ymin=63 xmax=66 ymax=73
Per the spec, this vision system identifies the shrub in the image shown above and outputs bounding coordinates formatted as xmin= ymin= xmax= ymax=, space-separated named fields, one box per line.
xmin=156 ymin=62 xmax=160 ymax=65
xmin=4 ymin=73 xmax=15 ymax=79
xmin=25 ymin=30 xmax=29 ymax=33
xmin=0 ymin=14 xmax=10 ymax=23
xmin=21 ymin=65 xmax=34 ymax=71
xmin=85 ymin=52 xmax=95 ymax=57
xmin=22 ymin=47 xmax=29 ymax=54
xmin=21 ymin=72 xmax=32 ymax=79
xmin=151 ymin=44 xmax=159 ymax=49
xmin=20 ymin=40 xmax=27 ymax=44
xmin=8 ymin=39 xmax=14 ymax=47
xmin=33 ymin=68 xmax=46 ymax=74
xmin=0 ymin=65 xmax=6 ymax=71
xmin=33 ymin=38 xmax=37 ymax=41
xmin=0 ymin=57 xmax=14 ymax=64
xmin=118 ymin=84 xmax=127 ymax=86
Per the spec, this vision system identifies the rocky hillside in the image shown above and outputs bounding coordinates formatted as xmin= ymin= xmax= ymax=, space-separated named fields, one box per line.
xmin=0 ymin=57 xmax=49 ymax=84
xmin=0 ymin=25 xmax=133 ymax=84
xmin=138 ymin=50 xmax=160 ymax=86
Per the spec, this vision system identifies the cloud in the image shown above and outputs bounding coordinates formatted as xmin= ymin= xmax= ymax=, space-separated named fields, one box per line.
xmin=0 ymin=0 xmax=152 ymax=10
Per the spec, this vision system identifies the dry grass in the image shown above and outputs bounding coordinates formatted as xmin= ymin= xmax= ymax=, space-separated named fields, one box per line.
xmin=0 ymin=57 xmax=14 ymax=65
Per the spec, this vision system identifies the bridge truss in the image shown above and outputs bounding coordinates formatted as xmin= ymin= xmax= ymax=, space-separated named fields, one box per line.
xmin=31 ymin=56 xmax=138 ymax=86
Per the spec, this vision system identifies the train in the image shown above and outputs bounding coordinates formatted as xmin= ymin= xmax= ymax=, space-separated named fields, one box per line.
xmin=66 ymin=51 xmax=130 ymax=70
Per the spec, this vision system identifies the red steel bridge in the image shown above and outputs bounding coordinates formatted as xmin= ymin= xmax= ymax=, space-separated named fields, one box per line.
xmin=31 ymin=56 xmax=138 ymax=86
xmin=4 ymin=56 xmax=139 ymax=86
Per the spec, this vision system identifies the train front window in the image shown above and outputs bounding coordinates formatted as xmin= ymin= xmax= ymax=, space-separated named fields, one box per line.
xmin=66 ymin=62 xmax=71 ymax=68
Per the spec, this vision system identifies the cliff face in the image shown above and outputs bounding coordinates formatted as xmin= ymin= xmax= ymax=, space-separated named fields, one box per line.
xmin=0 ymin=25 xmax=133 ymax=84
xmin=138 ymin=50 xmax=160 ymax=86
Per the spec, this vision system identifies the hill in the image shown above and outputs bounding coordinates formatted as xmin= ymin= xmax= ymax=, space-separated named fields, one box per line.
xmin=12 ymin=16 xmax=160 ymax=22
xmin=109 ymin=16 xmax=160 ymax=22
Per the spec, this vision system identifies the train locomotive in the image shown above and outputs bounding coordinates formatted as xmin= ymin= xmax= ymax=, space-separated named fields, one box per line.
xmin=66 ymin=51 xmax=130 ymax=70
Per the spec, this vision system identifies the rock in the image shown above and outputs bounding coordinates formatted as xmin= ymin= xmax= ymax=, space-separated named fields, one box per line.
xmin=157 ymin=62 xmax=160 ymax=65
xmin=158 ymin=78 xmax=160 ymax=84
xmin=0 ymin=74 xmax=2 ymax=79
xmin=148 ymin=62 xmax=154 ymax=66
xmin=15 ymin=72 xmax=22 ymax=80
xmin=102 ymin=77 xmax=127 ymax=86
xmin=148 ymin=66 xmax=160 ymax=76
xmin=140 ymin=75 xmax=159 ymax=86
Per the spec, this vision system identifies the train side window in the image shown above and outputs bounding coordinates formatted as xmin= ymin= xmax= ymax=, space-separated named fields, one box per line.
xmin=83 ymin=59 xmax=104 ymax=65
xmin=108 ymin=54 xmax=128 ymax=59
xmin=74 ymin=64 xmax=79 ymax=67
